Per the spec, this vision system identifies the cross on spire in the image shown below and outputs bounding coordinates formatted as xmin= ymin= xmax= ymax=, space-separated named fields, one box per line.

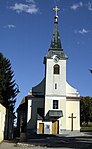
xmin=53 ymin=6 xmax=60 ymax=17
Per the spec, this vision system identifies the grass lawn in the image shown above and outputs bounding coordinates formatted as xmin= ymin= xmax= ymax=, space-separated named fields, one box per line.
xmin=81 ymin=122 xmax=92 ymax=131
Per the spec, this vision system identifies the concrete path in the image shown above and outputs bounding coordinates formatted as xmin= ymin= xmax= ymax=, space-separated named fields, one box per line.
xmin=0 ymin=132 xmax=92 ymax=149
xmin=0 ymin=141 xmax=70 ymax=149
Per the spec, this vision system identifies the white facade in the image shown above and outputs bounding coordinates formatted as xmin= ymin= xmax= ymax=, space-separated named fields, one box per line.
xmin=27 ymin=97 xmax=44 ymax=131
xmin=18 ymin=9 xmax=80 ymax=136
xmin=42 ymin=55 xmax=80 ymax=134
xmin=0 ymin=104 xmax=6 ymax=142
xmin=45 ymin=59 xmax=66 ymax=96
xmin=66 ymin=99 xmax=80 ymax=131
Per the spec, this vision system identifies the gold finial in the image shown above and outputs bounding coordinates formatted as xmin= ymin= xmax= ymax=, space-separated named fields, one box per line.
xmin=53 ymin=6 xmax=60 ymax=17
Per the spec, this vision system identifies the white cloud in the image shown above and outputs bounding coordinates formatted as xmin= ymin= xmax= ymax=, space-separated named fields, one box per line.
xmin=79 ymin=28 xmax=89 ymax=34
xmin=71 ymin=1 xmax=92 ymax=11
xmin=70 ymin=2 xmax=83 ymax=10
xmin=10 ymin=3 xmax=39 ymax=14
xmin=4 ymin=24 xmax=16 ymax=29
xmin=26 ymin=0 xmax=35 ymax=3
xmin=88 ymin=2 xmax=92 ymax=11
xmin=75 ymin=28 xmax=89 ymax=35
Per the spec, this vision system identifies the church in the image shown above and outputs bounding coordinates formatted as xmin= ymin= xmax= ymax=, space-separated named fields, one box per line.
xmin=17 ymin=6 xmax=80 ymax=138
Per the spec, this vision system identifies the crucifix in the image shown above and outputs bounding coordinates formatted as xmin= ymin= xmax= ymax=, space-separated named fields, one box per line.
xmin=53 ymin=6 xmax=60 ymax=17
xmin=68 ymin=113 xmax=76 ymax=131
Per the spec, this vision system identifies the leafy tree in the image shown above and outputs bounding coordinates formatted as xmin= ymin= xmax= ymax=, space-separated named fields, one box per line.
xmin=0 ymin=52 xmax=19 ymax=112
xmin=80 ymin=96 xmax=92 ymax=126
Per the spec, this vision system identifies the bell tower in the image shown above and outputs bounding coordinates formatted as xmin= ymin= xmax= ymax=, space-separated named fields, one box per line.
xmin=44 ymin=6 xmax=68 ymax=97
xmin=44 ymin=6 xmax=68 ymax=130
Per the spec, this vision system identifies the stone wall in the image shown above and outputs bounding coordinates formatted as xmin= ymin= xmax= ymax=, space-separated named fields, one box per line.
xmin=0 ymin=103 xmax=6 ymax=142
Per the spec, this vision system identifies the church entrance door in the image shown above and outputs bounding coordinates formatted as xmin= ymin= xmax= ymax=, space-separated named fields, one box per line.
xmin=52 ymin=120 xmax=59 ymax=134
xmin=39 ymin=123 xmax=44 ymax=134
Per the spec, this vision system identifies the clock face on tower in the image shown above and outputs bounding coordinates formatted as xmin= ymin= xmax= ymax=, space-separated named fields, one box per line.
xmin=52 ymin=55 xmax=59 ymax=63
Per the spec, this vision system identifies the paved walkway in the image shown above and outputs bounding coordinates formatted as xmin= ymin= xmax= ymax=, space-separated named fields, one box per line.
xmin=0 ymin=141 xmax=70 ymax=149
xmin=0 ymin=132 xmax=92 ymax=149
xmin=0 ymin=141 xmax=16 ymax=149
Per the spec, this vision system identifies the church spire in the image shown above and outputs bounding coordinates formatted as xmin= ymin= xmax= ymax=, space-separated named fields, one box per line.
xmin=50 ymin=6 xmax=62 ymax=50
xmin=45 ymin=5 xmax=68 ymax=61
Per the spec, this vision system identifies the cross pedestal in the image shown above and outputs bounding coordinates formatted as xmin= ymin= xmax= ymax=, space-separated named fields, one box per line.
xmin=68 ymin=113 xmax=76 ymax=131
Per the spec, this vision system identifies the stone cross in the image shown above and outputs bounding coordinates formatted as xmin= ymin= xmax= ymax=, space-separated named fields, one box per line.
xmin=68 ymin=113 xmax=76 ymax=131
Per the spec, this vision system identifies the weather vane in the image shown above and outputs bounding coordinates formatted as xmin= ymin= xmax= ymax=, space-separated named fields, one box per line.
xmin=53 ymin=6 xmax=60 ymax=17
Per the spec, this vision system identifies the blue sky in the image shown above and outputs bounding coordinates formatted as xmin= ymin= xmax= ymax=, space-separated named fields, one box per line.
xmin=0 ymin=0 xmax=92 ymax=111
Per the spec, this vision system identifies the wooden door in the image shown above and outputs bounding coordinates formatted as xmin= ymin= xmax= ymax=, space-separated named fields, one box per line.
xmin=52 ymin=120 xmax=59 ymax=134
xmin=39 ymin=123 xmax=44 ymax=134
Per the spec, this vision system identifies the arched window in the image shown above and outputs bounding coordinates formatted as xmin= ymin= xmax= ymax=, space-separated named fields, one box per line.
xmin=53 ymin=64 xmax=60 ymax=74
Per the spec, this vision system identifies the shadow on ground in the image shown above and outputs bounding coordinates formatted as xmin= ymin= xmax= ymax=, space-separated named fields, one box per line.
xmin=16 ymin=132 xmax=92 ymax=149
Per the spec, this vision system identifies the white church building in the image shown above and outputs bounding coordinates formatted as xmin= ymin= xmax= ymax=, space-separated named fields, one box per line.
xmin=17 ymin=6 xmax=80 ymax=138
